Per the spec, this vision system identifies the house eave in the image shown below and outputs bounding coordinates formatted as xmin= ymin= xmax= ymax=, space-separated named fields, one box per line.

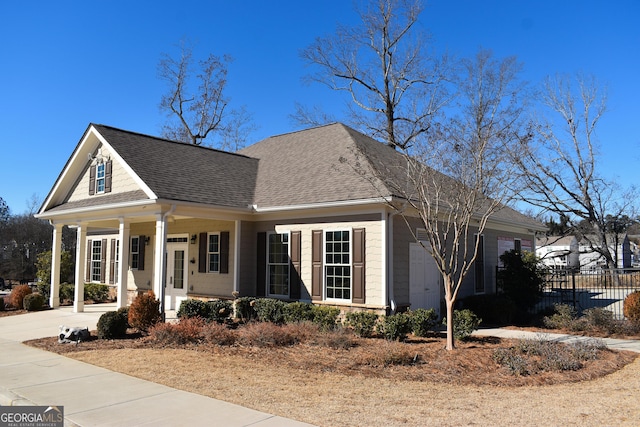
xmin=253 ymin=196 xmax=393 ymax=213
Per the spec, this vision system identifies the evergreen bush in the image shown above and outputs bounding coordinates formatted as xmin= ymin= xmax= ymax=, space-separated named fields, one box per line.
xmin=177 ymin=299 xmax=210 ymax=319
xmin=408 ymin=308 xmax=438 ymax=337
xmin=253 ymin=298 xmax=287 ymax=324
xmin=443 ymin=309 xmax=481 ymax=340
xmin=311 ymin=305 xmax=341 ymax=331
xmin=97 ymin=310 xmax=129 ymax=339
xmin=205 ymin=300 xmax=233 ymax=323
xmin=23 ymin=293 xmax=45 ymax=311
xmin=497 ymin=250 xmax=546 ymax=313
xmin=345 ymin=311 xmax=379 ymax=337
xmin=234 ymin=297 xmax=256 ymax=321
xmin=283 ymin=301 xmax=315 ymax=324
xmin=377 ymin=312 xmax=411 ymax=341
xmin=84 ymin=283 xmax=110 ymax=302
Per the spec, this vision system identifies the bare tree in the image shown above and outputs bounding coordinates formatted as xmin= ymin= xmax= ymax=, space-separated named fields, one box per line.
xmin=517 ymin=75 xmax=635 ymax=271
xmin=361 ymin=50 xmax=528 ymax=350
xmin=158 ymin=41 xmax=254 ymax=150
xmin=300 ymin=0 xmax=449 ymax=150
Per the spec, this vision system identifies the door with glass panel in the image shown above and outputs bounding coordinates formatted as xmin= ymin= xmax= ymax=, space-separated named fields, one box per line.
xmin=165 ymin=238 xmax=189 ymax=310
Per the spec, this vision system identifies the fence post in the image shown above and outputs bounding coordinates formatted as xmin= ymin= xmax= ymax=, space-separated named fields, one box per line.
xmin=572 ymin=269 xmax=577 ymax=310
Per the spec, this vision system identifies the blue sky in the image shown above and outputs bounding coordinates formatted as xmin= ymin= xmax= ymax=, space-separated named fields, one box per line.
xmin=1 ymin=0 xmax=638 ymax=214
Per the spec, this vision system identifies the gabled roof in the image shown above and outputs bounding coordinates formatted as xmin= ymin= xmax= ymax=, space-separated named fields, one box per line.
xmin=536 ymin=235 xmax=578 ymax=247
xmin=93 ymin=125 xmax=258 ymax=208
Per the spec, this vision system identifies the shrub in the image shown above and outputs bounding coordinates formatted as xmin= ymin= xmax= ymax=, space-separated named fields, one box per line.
xmin=148 ymin=317 xmax=206 ymax=346
xmin=234 ymin=297 xmax=256 ymax=321
xmin=313 ymin=328 xmax=357 ymax=349
xmin=497 ymin=250 xmax=545 ymax=312
xmin=236 ymin=322 xmax=297 ymax=347
xmin=443 ymin=309 xmax=481 ymax=340
xmin=23 ymin=293 xmax=45 ymax=311
xmin=177 ymin=299 xmax=209 ymax=319
xmin=128 ymin=291 xmax=162 ymax=332
xmin=36 ymin=283 xmax=82 ymax=303
xmin=205 ymin=300 xmax=232 ymax=323
xmin=582 ymin=308 xmax=620 ymax=334
xmin=283 ymin=302 xmax=315 ymax=324
xmin=311 ymin=305 xmax=341 ymax=331
xmin=60 ymin=283 xmax=75 ymax=302
xmin=345 ymin=311 xmax=379 ymax=337
xmin=543 ymin=304 xmax=578 ymax=330
xmin=408 ymin=308 xmax=438 ymax=337
xmin=253 ymin=298 xmax=287 ymax=324
xmin=116 ymin=306 xmax=130 ymax=327
xmin=377 ymin=313 xmax=412 ymax=341
xmin=462 ymin=294 xmax=517 ymax=325
xmin=358 ymin=341 xmax=417 ymax=367
xmin=84 ymin=283 xmax=110 ymax=302
xmin=623 ymin=291 xmax=640 ymax=325
xmin=97 ymin=310 xmax=129 ymax=339
xmin=10 ymin=285 xmax=32 ymax=309
xmin=200 ymin=322 xmax=237 ymax=346
xmin=492 ymin=348 xmax=531 ymax=375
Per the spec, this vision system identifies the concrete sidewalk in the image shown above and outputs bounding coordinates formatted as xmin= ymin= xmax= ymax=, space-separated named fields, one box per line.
xmin=474 ymin=327 xmax=640 ymax=353
xmin=0 ymin=304 xmax=314 ymax=427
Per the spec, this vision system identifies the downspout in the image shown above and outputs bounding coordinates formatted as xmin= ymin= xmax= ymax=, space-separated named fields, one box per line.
xmin=159 ymin=204 xmax=176 ymax=317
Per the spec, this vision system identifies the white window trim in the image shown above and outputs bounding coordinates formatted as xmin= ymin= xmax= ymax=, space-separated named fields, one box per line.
xmin=95 ymin=162 xmax=106 ymax=194
xmin=207 ymin=232 xmax=221 ymax=274
xmin=130 ymin=236 xmax=140 ymax=270
xmin=91 ymin=240 xmax=102 ymax=283
xmin=267 ymin=231 xmax=291 ymax=298
xmin=323 ymin=228 xmax=353 ymax=302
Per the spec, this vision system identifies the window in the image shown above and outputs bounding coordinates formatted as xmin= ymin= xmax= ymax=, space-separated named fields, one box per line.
xmin=95 ymin=162 xmax=105 ymax=193
xmin=325 ymin=230 xmax=351 ymax=300
xmin=131 ymin=236 xmax=140 ymax=269
xmin=268 ymin=232 xmax=289 ymax=296
xmin=514 ymin=238 xmax=522 ymax=253
xmin=91 ymin=240 xmax=102 ymax=282
xmin=208 ymin=233 xmax=220 ymax=272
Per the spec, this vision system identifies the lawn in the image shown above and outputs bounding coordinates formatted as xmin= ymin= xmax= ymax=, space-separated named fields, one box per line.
xmin=26 ymin=320 xmax=640 ymax=427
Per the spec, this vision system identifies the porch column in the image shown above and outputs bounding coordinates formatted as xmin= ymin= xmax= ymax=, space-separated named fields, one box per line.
xmin=73 ymin=223 xmax=87 ymax=313
xmin=116 ymin=219 xmax=130 ymax=309
xmin=153 ymin=214 xmax=169 ymax=312
xmin=49 ymin=223 xmax=63 ymax=308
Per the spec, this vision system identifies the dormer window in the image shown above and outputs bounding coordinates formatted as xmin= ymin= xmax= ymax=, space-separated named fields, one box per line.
xmin=88 ymin=158 xmax=112 ymax=195
xmin=96 ymin=162 xmax=106 ymax=193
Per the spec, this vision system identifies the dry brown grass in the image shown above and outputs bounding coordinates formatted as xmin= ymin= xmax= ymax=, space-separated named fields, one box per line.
xmin=25 ymin=323 xmax=640 ymax=427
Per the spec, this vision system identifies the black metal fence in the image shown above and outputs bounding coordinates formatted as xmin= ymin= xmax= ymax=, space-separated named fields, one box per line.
xmin=537 ymin=268 xmax=640 ymax=319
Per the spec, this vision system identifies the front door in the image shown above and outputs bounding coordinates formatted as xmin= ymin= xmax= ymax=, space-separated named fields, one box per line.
xmin=409 ymin=242 xmax=441 ymax=315
xmin=165 ymin=239 xmax=188 ymax=310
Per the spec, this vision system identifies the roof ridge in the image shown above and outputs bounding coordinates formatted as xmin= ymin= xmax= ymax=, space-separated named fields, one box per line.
xmin=91 ymin=123 xmax=254 ymax=159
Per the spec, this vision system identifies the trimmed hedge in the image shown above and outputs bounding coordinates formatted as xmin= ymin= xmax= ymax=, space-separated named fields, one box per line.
xmin=345 ymin=311 xmax=379 ymax=337
xmin=23 ymin=293 xmax=45 ymax=311
xmin=97 ymin=310 xmax=129 ymax=339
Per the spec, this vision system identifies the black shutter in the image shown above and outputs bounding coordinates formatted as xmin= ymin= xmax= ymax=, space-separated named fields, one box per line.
xmin=138 ymin=235 xmax=146 ymax=271
xmin=256 ymin=232 xmax=266 ymax=297
xmin=88 ymin=165 xmax=96 ymax=195
xmin=86 ymin=239 xmax=92 ymax=282
xmin=352 ymin=228 xmax=365 ymax=304
xmin=220 ymin=231 xmax=230 ymax=274
xmin=198 ymin=232 xmax=207 ymax=273
xmin=104 ymin=160 xmax=113 ymax=193
xmin=311 ymin=230 xmax=323 ymax=301
xmin=290 ymin=231 xmax=301 ymax=299
xmin=109 ymin=239 xmax=116 ymax=284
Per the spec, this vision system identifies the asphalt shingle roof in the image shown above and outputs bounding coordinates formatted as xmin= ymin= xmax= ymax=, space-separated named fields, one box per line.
xmin=94 ymin=125 xmax=258 ymax=209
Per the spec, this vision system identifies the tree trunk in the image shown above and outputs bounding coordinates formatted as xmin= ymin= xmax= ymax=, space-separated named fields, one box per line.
xmin=445 ymin=295 xmax=455 ymax=350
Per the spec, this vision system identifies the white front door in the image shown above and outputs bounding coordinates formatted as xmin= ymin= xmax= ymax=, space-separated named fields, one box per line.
xmin=165 ymin=240 xmax=189 ymax=310
xmin=409 ymin=243 xmax=441 ymax=316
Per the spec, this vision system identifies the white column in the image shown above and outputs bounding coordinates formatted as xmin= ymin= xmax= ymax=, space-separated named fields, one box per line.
xmin=74 ymin=223 xmax=87 ymax=313
xmin=117 ymin=219 xmax=130 ymax=309
xmin=49 ymin=223 xmax=63 ymax=308
xmin=153 ymin=214 xmax=168 ymax=312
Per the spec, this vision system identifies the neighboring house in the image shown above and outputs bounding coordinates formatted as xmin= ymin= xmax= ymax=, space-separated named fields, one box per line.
xmin=535 ymin=236 xmax=580 ymax=270
xmin=578 ymin=234 xmax=631 ymax=270
xmin=537 ymin=234 xmax=632 ymax=271
xmin=36 ymin=123 xmax=545 ymax=316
